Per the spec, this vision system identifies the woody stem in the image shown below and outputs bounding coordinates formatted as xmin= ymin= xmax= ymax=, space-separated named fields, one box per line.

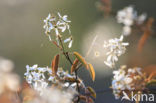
xmin=57 ymin=35 xmax=80 ymax=103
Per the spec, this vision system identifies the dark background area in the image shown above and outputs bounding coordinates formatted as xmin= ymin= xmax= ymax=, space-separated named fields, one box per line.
xmin=0 ymin=0 xmax=156 ymax=102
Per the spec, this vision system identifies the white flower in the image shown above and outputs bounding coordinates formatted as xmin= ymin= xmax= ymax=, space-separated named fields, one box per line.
xmin=43 ymin=13 xmax=71 ymax=37
xmin=45 ymin=20 xmax=66 ymax=36
xmin=64 ymin=36 xmax=73 ymax=48
xmin=43 ymin=13 xmax=55 ymax=34
xmin=58 ymin=12 xmax=71 ymax=23
xmin=117 ymin=6 xmax=147 ymax=36
xmin=116 ymin=6 xmax=135 ymax=36
xmin=43 ymin=12 xmax=73 ymax=48
xmin=117 ymin=6 xmax=135 ymax=26
xmin=104 ymin=35 xmax=129 ymax=68
xmin=58 ymin=12 xmax=71 ymax=33
xmin=124 ymin=76 xmax=133 ymax=84
xmin=112 ymin=66 xmax=146 ymax=99
xmin=113 ymin=69 xmax=125 ymax=81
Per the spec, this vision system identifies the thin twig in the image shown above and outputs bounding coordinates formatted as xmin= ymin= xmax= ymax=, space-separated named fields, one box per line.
xmin=57 ymin=35 xmax=80 ymax=103
xmin=52 ymin=41 xmax=62 ymax=50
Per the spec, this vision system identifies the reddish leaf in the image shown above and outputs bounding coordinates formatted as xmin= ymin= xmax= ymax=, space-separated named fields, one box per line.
xmin=79 ymin=95 xmax=94 ymax=103
xmin=144 ymin=65 xmax=156 ymax=76
xmin=65 ymin=77 xmax=80 ymax=83
xmin=51 ymin=54 xmax=59 ymax=75
xmin=137 ymin=18 xmax=154 ymax=52
xmin=71 ymin=59 xmax=79 ymax=74
xmin=73 ymin=52 xmax=88 ymax=69
xmin=88 ymin=64 xmax=95 ymax=81
xmin=146 ymin=79 xmax=156 ymax=86
xmin=86 ymin=86 xmax=96 ymax=98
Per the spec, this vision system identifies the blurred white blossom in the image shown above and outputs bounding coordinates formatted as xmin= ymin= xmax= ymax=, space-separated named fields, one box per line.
xmin=112 ymin=65 xmax=146 ymax=99
xmin=122 ymin=26 xmax=131 ymax=36
xmin=30 ymin=88 xmax=75 ymax=103
xmin=0 ymin=57 xmax=20 ymax=95
xmin=103 ymin=35 xmax=129 ymax=68
xmin=117 ymin=6 xmax=147 ymax=36
xmin=117 ymin=6 xmax=135 ymax=36
xmin=135 ymin=13 xmax=147 ymax=25
xmin=117 ymin=6 xmax=135 ymax=26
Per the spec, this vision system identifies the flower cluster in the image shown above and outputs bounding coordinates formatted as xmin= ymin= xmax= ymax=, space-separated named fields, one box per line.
xmin=117 ymin=6 xmax=147 ymax=36
xmin=29 ymin=88 xmax=74 ymax=103
xmin=43 ymin=12 xmax=73 ymax=48
xmin=103 ymin=35 xmax=129 ymax=68
xmin=24 ymin=64 xmax=84 ymax=95
xmin=0 ymin=57 xmax=20 ymax=95
xmin=112 ymin=65 xmax=146 ymax=99
xmin=24 ymin=65 xmax=51 ymax=95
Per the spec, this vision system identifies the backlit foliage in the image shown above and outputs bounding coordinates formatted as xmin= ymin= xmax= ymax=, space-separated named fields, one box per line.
xmin=0 ymin=0 xmax=156 ymax=103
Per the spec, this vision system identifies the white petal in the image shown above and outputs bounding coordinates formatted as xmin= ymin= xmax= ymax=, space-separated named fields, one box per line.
xmin=47 ymin=13 xmax=51 ymax=19
xmin=56 ymin=37 xmax=59 ymax=45
xmin=64 ymin=38 xmax=71 ymax=43
xmin=68 ymin=40 xmax=73 ymax=48
xmin=104 ymin=61 xmax=113 ymax=68
xmin=122 ymin=26 xmax=131 ymax=36
xmin=48 ymin=35 xmax=52 ymax=41
xmin=64 ymin=82 xmax=70 ymax=87
xmin=63 ymin=15 xmax=68 ymax=21
xmin=58 ymin=26 xmax=66 ymax=32
xmin=55 ymin=29 xmax=59 ymax=35
xmin=57 ymin=12 xmax=61 ymax=18
xmin=107 ymin=55 xmax=112 ymax=62
xmin=120 ymin=35 xmax=124 ymax=41
xmin=137 ymin=13 xmax=147 ymax=24
xmin=122 ymin=42 xmax=129 ymax=46
xmin=113 ymin=55 xmax=118 ymax=62
xmin=32 ymin=64 xmax=38 ymax=68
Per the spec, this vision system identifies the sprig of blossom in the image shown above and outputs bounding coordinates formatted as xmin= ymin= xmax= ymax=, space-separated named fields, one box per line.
xmin=103 ymin=35 xmax=129 ymax=68
xmin=43 ymin=12 xmax=73 ymax=48
xmin=24 ymin=64 xmax=84 ymax=95
xmin=117 ymin=6 xmax=147 ymax=36
xmin=112 ymin=65 xmax=146 ymax=99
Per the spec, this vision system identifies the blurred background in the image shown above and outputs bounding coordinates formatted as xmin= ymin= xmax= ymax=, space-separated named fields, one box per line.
xmin=0 ymin=0 xmax=156 ymax=102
